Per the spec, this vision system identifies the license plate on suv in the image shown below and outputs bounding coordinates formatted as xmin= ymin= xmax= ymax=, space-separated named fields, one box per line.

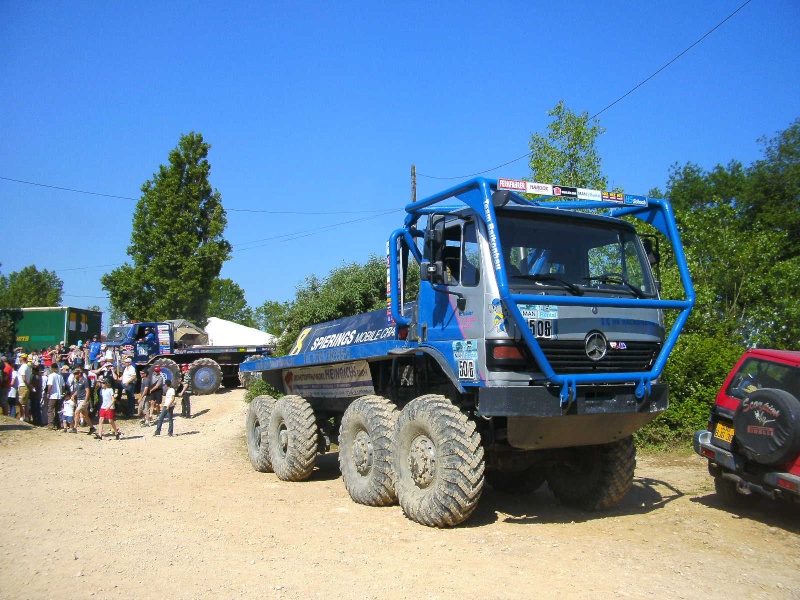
xmin=713 ymin=421 xmax=735 ymax=444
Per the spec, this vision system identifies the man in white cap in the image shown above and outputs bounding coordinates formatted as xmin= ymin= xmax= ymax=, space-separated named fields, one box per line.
xmin=120 ymin=357 xmax=137 ymax=416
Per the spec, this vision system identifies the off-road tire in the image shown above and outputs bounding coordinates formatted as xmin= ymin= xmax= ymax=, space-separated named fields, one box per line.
xmin=268 ymin=395 xmax=319 ymax=482
xmin=151 ymin=358 xmax=180 ymax=387
xmin=188 ymin=358 xmax=222 ymax=395
xmin=733 ymin=388 xmax=800 ymax=465
xmin=339 ymin=395 xmax=398 ymax=506
xmin=546 ymin=436 xmax=636 ymax=511
xmin=391 ymin=394 xmax=484 ymax=527
xmin=713 ymin=475 xmax=760 ymax=510
xmin=486 ymin=467 xmax=546 ymax=495
xmin=246 ymin=395 xmax=277 ymax=472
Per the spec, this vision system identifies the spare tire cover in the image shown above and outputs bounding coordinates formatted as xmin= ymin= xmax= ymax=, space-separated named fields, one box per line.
xmin=733 ymin=388 xmax=800 ymax=465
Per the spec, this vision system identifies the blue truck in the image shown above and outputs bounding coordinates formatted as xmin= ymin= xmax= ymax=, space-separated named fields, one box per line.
xmin=105 ymin=319 xmax=272 ymax=394
xmin=241 ymin=177 xmax=695 ymax=527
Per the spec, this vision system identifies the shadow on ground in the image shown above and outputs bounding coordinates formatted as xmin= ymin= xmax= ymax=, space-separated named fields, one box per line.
xmin=690 ymin=493 xmax=800 ymax=533
xmin=466 ymin=475 xmax=685 ymax=528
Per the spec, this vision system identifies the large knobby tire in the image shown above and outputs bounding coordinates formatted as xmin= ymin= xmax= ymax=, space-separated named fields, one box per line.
xmin=546 ymin=436 xmax=636 ymax=511
xmin=486 ymin=467 xmax=546 ymax=495
xmin=189 ymin=358 xmax=222 ymax=395
xmin=733 ymin=388 xmax=800 ymax=465
xmin=713 ymin=475 xmax=760 ymax=510
xmin=391 ymin=394 xmax=484 ymax=527
xmin=268 ymin=395 xmax=319 ymax=482
xmin=152 ymin=357 xmax=180 ymax=387
xmin=339 ymin=395 xmax=398 ymax=507
xmin=246 ymin=396 xmax=277 ymax=472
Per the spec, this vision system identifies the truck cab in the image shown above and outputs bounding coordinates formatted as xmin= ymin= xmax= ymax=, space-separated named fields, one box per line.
xmin=106 ymin=322 xmax=173 ymax=365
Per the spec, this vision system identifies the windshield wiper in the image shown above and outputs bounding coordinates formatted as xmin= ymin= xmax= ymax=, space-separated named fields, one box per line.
xmin=512 ymin=274 xmax=584 ymax=296
xmin=583 ymin=274 xmax=646 ymax=298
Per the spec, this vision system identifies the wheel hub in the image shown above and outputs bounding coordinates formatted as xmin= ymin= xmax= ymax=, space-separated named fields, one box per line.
xmin=352 ymin=430 xmax=374 ymax=476
xmin=408 ymin=434 xmax=436 ymax=488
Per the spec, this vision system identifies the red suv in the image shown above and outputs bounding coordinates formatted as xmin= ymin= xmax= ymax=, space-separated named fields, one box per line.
xmin=694 ymin=349 xmax=800 ymax=507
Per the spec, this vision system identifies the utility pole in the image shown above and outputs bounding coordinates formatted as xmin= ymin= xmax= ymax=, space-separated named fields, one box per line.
xmin=411 ymin=164 xmax=416 ymax=203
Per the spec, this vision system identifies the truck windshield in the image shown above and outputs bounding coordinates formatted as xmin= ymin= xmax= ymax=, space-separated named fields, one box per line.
xmin=497 ymin=212 xmax=657 ymax=297
xmin=107 ymin=325 xmax=131 ymax=342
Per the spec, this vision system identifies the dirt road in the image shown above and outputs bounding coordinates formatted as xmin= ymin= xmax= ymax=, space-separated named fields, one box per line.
xmin=1 ymin=389 xmax=798 ymax=600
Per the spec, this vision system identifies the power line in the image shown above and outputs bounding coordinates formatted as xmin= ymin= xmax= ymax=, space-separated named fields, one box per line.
xmin=417 ymin=0 xmax=753 ymax=181
xmin=0 ymin=175 xmax=399 ymax=215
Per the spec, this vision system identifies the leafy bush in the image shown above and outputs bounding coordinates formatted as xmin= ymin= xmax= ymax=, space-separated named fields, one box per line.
xmin=244 ymin=379 xmax=283 ymax=403
xmin=636 ymin=333 xmax=744 ymax=449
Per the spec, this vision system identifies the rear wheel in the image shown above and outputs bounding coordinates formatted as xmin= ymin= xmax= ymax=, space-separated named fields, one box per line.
xmin=246 ymin=395 xmax=277 ymax=472
xmin=188 ymin=358 xmax=222 ymax=395
xmin=546 ymin=436 xmax=636 ymax=511
xmin=391 ymin=394 xmax=484 ymax=527
xmin=714 ymin=476 xmax=760 ymax=509
xmin=339 ymin=395 xmax=398 ymax=506
xmin=268 ymin=395 xmax=319 ymax=482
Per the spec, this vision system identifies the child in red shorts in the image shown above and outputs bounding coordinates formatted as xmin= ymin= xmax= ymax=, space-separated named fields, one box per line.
xmin=96 ymin=378 xmax=121 ymax=440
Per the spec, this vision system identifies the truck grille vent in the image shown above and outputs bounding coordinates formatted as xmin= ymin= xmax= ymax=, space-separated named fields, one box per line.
xmin=535 ymin=340 xmax=660 ymax=374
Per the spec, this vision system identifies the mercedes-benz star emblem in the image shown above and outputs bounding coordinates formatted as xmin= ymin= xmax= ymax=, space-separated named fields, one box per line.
xmin=585 ymin=331 xmax=607 ymax=361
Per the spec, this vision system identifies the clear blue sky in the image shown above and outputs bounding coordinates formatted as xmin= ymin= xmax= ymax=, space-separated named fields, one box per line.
xmin=2 ymin=0 xmax=798 ymax=328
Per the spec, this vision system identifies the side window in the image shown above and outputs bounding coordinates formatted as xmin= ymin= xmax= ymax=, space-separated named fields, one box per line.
xmin=462 ymin=221 xmax=481 ymax=286
xmin=442 ymin=224 xmax=461 ymax=285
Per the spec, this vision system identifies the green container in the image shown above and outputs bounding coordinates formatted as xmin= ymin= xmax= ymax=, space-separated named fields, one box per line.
xmin=2 ymin=307 xmax=103 ymax=352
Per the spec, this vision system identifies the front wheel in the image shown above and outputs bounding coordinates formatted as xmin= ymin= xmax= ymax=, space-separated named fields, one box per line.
xmin=391 ymin=395 xmax=484 ymax=527
xmin=267 ymin=395 xmax=319 ymax=482
xmin=546 ymin=436 xmax=636 ymax=511
xmin=339 ymin=395 xmax=398 ymax=507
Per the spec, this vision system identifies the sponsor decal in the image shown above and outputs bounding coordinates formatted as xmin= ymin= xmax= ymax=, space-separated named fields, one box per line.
xmin=453 ymin=341 xmax=478 ymax=380
xmin=497 ymin=178 xmax=553 ymax=195
xmin=489 ymin=298 xmax=506 ymax=333
xmin=577 ymin=187 xmax=602 ymax=201
xmin=283 ymin=360 xmax=375 ymax=398
xmin=609 ymin=341 xmax=627 ymax=350
xmin=498 ymin=178 xmax=527 ymax=191
xmin=746 ymin=425 xmax=775 ymax=436
xmin=624 ymin=194 xmax=647 ymax=206
xmin=526 ymin=181 xmax=553 ymax=195
xmin=519 ymin=305 xmax=558 ymax=320
xmin=553 ymin=186 xmax=578 ymax=199
xmin=483 ymin=196 xmax=503 ymax=271
xmin=602 ymin=191 xmax=624 ymax=203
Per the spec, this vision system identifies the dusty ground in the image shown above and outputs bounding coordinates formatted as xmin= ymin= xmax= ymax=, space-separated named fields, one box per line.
xmin=1 ymin=388 xmax=798 ymax=600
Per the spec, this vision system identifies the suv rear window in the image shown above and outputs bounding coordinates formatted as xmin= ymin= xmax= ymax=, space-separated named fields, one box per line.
xmin=726 ymin=357 xmax=800 ymax=400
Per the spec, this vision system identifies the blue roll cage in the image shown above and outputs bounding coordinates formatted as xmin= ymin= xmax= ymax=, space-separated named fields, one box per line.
xmin=388 ymin=177 xmax=695 ymax=404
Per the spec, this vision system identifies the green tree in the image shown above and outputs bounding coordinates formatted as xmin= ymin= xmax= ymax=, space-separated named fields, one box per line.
xmin=0 ymin=265 xmax=63 ymax=308
xmin=527 ymin=100 xmax=608 ymax=189
xmin=278 ymin=257 xmax=388 ymax=355
xmin=207 ymin=278 xmax=254 ymax=326
xmin=253 ymin=299 xmax=291 ymax=337
xmin=102 ymin=132 xmax=231 ymax=322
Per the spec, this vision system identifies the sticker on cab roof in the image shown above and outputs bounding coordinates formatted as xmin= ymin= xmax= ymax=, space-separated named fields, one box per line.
xmin=498 ymin=178 xmax=646 ymax=205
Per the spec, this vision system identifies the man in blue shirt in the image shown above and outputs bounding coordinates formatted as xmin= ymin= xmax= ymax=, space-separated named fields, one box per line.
xmin=88 ymin=335 xmax=103 ymax=369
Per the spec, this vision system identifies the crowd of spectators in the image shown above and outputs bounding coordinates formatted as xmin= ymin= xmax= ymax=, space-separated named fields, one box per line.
xmin=0 ymin=335 xmax=193 ymax=439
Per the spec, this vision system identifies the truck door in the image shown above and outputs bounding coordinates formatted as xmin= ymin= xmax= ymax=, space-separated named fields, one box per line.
xmin=418 ymin=216 xmax=484 ymax=348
